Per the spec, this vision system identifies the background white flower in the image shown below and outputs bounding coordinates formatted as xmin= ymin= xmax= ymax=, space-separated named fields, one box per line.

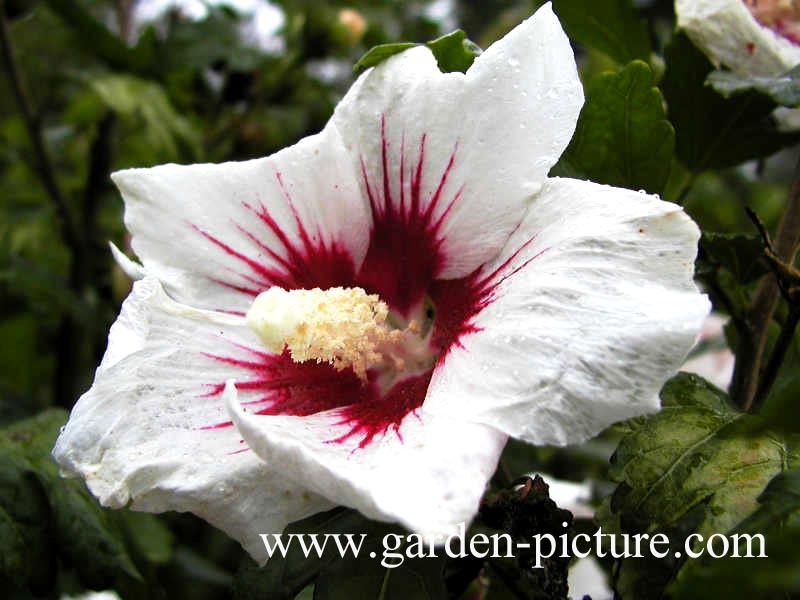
xmin=681 ymin=313 xmax=735 ymax=390
xmin=676 ymin=0 xmax=800 ymax=76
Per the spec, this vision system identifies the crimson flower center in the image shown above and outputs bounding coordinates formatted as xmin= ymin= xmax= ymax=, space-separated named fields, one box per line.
xmin=245 ymin=285 xmax=438 ymax=389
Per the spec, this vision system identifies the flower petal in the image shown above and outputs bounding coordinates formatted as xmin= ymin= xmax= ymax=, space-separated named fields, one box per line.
xmin=676 ymin=0 xmax=800 ymax=76
xmin=109 ymin=241 xmax=145 ymax=281
xmin=112 ymin=125 xmax=370 ymax=313
xmin=226 ymin=381 xmax=507 ymax=538
xmin=424 ymin=177 xmax=711 ymax=445
xmin=53 ymin=278 xmax=334 ymax=563
xmin=332 ymin=3 xmax=583 ymax=285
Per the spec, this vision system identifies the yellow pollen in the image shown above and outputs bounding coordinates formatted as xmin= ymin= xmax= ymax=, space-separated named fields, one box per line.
xmin=246 ymin=286 xmax=412 ymax=381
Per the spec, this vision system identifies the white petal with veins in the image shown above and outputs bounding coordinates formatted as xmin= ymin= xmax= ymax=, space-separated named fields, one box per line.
xmin=113 ymin=125 xmax=370 ymax=313
xmin=424 ymin=178 xmax=710 ymax=445
xmin=332 ymin=3 xmax=583 ymax=278
xmin=53 ymin=278 xmax=332 ymax=563
xmin=226 ymin=382 xmax=507 ymax=538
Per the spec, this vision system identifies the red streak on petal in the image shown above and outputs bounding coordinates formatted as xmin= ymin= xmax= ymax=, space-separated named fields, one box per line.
xmin=190 ymin=172 xmax=357 ymax=296
xmin=430 ymin=239 xmax=547 ymax=358
xmin=202 ymin=348 xmax=368 ymax=416
xmin=198 ymin=421 xmax=234 ymax=430
xmin=329 ymin=370 xmax=432 ymax=449
xmin=356 ymin=116 xmax=461 ymax=316
xmin=198 ymin=345 xmax=431 ymax=449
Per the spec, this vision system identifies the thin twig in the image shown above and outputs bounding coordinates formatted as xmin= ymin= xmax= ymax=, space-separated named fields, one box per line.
xmin=754 ymin=307 xmax=800 ymax=410
xmin=674 ymin=172 xmax=698 ymax=206
xmin=731 ymin=155 xmax=800 ymax=411
xmin=0 ymin=7 xmax=79 ymax=251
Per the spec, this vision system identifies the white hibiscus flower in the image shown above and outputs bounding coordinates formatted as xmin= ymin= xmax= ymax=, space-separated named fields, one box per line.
xmin=676 ymin=0 xmax=800 ymax=76
xmin=53 ymin=4 xmax=710 ymax=563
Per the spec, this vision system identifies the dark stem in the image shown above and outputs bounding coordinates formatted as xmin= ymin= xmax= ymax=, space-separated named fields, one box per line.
xmin=706 ymin=274 xmax=740 ymax=322
xmin=53 ymin=115 xmax=116 ymax=407
xmin=731 ymin=155 xmax=800 ymax=411
xmin=82 ymin=115 xmax=114 ymax=245
xmin=0 ymin=6 xmax=79 ymax=251
xmin=115 ymin=0 xmax=135 ymax=44
xmin=84 ymin=114 xmax=116 ymax=363
xmin=753 ymin=307 xmax=800 ymax=411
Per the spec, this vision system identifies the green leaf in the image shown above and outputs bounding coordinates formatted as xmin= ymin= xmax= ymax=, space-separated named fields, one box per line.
xmin=734 ymin=469 xmax=800 ymax=534
xmin=353 ymin=42 xmax=417 ymax=72
xmin=669 ymin=525 xmax=800 ymax=600
xmin=354 ymin=30 xmax=480 ymax=74
xmin=86 ymin=74 xmax=200 ymax=161
xmin=757 ymin=373 xmax=800 ymax=435
xmin=604 ymin=373 xmax=791 ymax=537
xmin=121 ymin=511 xmax=175 ymax=565
xmin=0 ymin=458 xmax=53 ymax=593
xmin=661 ymin=34 xmax=800 ymax=172
xmin=700 ymin=232 xmax=768 ymax=284
xmin=552 ymin=0 xmax=651 ymax=65
xmin=552 ymin=60 xmax=674 ymax=194
xmin=708 ymin=66 xmax=800 ymax=108
xmin=0 ymin=410 xmax=151 ymax=592
xmin=47 ymin=476 xmax=142 ymax=587
xmin=598 ymin=373 xmax=798 ymax=599
xmin=669 ymin=471 xmax=800 ymax=599
xmin=425 ymin=30 xmax=481 ymax=73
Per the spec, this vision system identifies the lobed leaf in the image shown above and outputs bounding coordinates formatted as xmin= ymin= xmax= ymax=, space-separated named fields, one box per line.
xmin=552 ymin=0 xmax=651 ymax=65
xmin=552 ymin=60 xmax=674 ymax=194
xmin=598 ymin=373 xmax=798 ymax=599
